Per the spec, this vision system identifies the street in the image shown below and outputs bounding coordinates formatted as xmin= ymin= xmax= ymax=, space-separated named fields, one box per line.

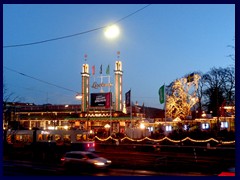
xmin=3 ymin=159 xmax=214 ymax=176
xmin=3 ymin=143 xmax=235 ymax=176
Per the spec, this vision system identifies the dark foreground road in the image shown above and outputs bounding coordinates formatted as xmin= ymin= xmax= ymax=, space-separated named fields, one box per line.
xmin=3 ymin=143 xmax=235 ymax=176
xmin=3 ymin=159 xmax=214 ymax=176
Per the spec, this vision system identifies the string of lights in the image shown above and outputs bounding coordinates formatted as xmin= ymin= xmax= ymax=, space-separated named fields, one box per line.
xmin=91 ymin=135 xmax=235 ymax=144
xmin=3 ymin=4 xmax=151 ymax=48
xmin=4 ymin=66 xmax=80 ymax=94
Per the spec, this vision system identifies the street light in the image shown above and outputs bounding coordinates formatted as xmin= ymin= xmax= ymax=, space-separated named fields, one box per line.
xmin=75 ymin=93 xmax=82 ymax=100
xmin=140 ymin=123 xmax=145 ymax=138
xmin=140 ymin=123 xmax=145 ymax=129
xmin=104 ymin=124 xmax=111 ymax=137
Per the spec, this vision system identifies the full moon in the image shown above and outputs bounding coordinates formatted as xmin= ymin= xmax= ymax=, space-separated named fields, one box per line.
xmin=104 ymin=25 xmax=120 ymax=39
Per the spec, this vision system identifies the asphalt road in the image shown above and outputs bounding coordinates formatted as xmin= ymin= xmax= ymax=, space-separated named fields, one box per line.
xmin=3 ymin=159 xmax=214 ymax=176
xmin=3 ymin=143 xmax=235 ymax=176
xmin=95 ymin=143 xmax=235 ymax=174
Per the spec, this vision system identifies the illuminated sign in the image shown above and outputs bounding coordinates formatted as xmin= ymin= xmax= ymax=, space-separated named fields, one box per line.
xmin=41 ymin=131 xmax=50 ymax=134
xmin=91 ymin=93 xmax=112 ymax=108
xmin=91 ymin=82 xmax=112 ymax=89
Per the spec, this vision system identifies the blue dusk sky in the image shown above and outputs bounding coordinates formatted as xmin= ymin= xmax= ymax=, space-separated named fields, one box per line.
xmin=3 ymin=4 xmax=235 ymax=109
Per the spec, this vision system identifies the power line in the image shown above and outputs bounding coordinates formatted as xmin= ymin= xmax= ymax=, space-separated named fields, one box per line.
xmin=115 ymin=4 xmax=151 ymax=23
xmin=3 ymin=4 xmax=151 ymax=48
xmin=4 ymin=66 xmax=80 ymax=94
xmin=3 ymin=27 xmax=104 ymax=48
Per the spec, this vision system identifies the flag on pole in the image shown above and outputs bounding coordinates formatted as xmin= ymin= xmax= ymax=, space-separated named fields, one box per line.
xmin=100 ymin=64 xmax=102 ymax=74
xmin=106 ymin=65 xmax=110 ymax=75
xmin=92 ymin=65 xmax=95 ymax=75
xmin=159 ymin=85 xmax=165 ymax=104
xmin=125 ymin=90 xmax=131 ymax=107
xmin=187 ymin=73 xmax=194 ymax=83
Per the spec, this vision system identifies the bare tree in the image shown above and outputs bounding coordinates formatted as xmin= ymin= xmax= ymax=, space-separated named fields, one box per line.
xmin=222 ymin=67 xmax=235 ymax=105
xmin=3 ymin=79 xmax=21 ymax=129
xmin=227 ymin=45 xmax=235 ymax=62
xmin=227 ymin=37 xmax=235 ymax=62
xmin=3 ymin=78 xmax=19 ymax=103
xmin=202 ymin=67 xmax=234 ymax=117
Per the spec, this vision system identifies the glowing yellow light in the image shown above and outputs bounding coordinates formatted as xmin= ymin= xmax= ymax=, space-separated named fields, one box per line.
xmin=104 ymin=124 xmax=111 ymax=129
xmin=104 ymin=25 xmax=120 ymax=39
xmin=76 ymin=94 xmax=82 ymax=100
xmin=140 ymin=123 xmax=145 ymax=129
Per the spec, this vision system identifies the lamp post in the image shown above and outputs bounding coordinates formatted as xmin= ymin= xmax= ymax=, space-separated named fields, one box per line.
xmin=76 ymin=93 xmax=82 ymax=100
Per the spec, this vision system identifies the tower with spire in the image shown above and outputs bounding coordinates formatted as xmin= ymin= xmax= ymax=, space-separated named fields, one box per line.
xmin=81 ymin=54 xmax=90 ymax=112
xmin=114 ymin=51 xmax=123 ymax=112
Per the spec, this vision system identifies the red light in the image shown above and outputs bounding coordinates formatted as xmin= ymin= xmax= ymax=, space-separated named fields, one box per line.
xmin=218 ymin=172 xmax=235 ymax=176
xmin=87 ymin=143 xmax=90 ymax=147
xmin=60 ymin=157 xmax=65 ymax=161
xmin=93 ymin=143 xmax=95 ymax=147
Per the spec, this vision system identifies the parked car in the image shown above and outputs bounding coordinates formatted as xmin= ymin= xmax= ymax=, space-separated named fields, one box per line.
xmin=61 ymin=151 xmax=111 ymax=171
xmin=218 ymin=167 xmax=235 ymax=176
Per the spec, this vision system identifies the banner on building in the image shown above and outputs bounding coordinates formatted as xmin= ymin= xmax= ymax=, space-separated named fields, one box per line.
xmin=125 ymin=90 xmax=131 ymax=107
xmin=105 ymin=92 xmax=112 ymax=108
xmin=90 ymin=92 xmax=112 ymax=107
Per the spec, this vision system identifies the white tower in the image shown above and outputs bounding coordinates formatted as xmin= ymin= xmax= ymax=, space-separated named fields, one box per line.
xmin=114 ymin=52 xmax=123 ymax=112
xmin=81 ymin=56 xmax=90 ymax=112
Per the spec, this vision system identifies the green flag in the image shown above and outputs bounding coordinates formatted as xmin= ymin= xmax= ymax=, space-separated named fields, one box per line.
xmin=159 ymin=85 xmax=165 ymax=104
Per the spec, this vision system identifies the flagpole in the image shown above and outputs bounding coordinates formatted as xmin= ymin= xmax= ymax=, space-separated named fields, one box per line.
xmin=164 ymin=83 xmax=166 ymax=123
xmin=100 ymin=75 xmax=103 ymax=92
xmin=159 ymin=84 xmax=166 ymax=122
xmin=110 ymin=89 xmax=112 ymax=136
xmin=130 ymin=88 xmax=132 ymax=120
xmin=110 ymin=64 xmax=112 ymax=135
xmin=108 ymin=75 xmax=110 ymax=92
xmin=130 ymin=88 xmax=133 ymax=138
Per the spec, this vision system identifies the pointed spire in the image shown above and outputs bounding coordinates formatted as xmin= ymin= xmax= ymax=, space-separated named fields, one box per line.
xmin=84 ymin=54 xmax=88 ymax=62
xmin=117 ymin=51 xmax=120 ymax=59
